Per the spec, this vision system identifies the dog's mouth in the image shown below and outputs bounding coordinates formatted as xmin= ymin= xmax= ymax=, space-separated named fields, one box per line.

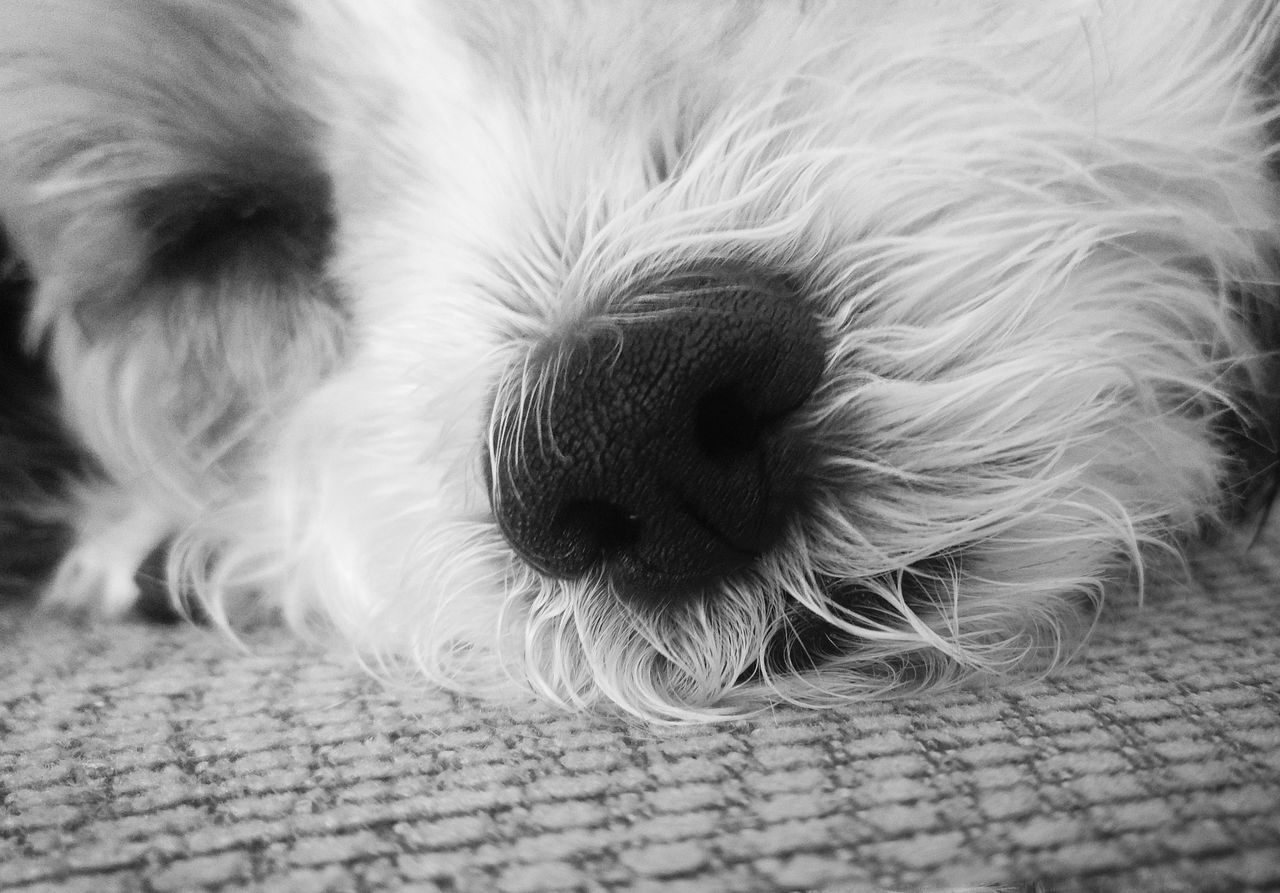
xmin=735 ymin=557 xmax=959 ymax=686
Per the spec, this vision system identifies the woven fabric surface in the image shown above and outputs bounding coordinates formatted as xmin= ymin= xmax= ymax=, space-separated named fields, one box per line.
xmin=2 ymin=532 xmax=1279 ymax=893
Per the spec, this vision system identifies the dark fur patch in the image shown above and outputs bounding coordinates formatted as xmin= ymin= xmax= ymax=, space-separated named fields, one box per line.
xmin=135 ymin=170 xmax=334 ymax=290
xmin=1219 ymin=35 xmax=1280 ymax=524
xmin=0 ymin=232 xmax=83 ymax=597
xmin=1220 ymin=283 xmax=1280 ymax=525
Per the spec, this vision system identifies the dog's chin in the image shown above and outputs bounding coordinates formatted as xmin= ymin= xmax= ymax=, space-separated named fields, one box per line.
xmin=505 ymin=546 xmax=1106 ymax=720
xmin=203 ymin=411 xmax=1118 ymax=722
xmin=346 ymin=561 xmax=1094 ymax=722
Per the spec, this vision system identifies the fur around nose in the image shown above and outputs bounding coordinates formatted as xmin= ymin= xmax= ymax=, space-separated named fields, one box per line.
xmin=491 ymin=274 xmax=825 ymax=599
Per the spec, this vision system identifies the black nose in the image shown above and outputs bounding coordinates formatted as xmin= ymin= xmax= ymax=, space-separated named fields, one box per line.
xmin=489 ymin=272 xmax=824 ymax=599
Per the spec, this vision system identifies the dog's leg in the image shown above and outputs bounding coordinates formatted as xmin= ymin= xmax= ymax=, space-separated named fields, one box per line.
xmin=42 ymin=483 xmax=173 ymax=617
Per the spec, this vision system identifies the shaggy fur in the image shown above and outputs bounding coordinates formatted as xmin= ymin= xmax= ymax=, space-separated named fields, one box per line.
xmin=1 ymin=0 xmax=1278 ymax=720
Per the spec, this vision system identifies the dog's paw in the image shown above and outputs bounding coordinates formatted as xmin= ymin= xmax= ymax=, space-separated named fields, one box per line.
xmin=41 ymin=486 xmax=173 ymax=618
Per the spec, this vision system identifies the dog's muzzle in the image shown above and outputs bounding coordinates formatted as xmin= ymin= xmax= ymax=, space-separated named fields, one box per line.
xmin=490 ymin=272 xmax=825 ymax=601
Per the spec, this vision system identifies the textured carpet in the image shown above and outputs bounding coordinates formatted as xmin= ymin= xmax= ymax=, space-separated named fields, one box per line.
xmin=2 ymin=533 xmax=1279 ymax=893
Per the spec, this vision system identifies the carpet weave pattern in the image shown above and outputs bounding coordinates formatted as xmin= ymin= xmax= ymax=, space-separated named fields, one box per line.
xmin=2 ymin=535 xmax=1279 ymax=892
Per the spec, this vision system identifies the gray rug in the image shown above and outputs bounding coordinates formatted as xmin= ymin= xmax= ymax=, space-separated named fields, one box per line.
xmin=2 ymin=531 xmax=1279 ymax=892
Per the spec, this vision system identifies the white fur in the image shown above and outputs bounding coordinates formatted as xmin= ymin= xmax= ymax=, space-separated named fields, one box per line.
xmin=2 ymin=0 xmax=1278 ymax=720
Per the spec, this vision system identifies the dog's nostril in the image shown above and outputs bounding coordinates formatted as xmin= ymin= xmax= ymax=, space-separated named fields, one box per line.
xmin=490 ymin=268 xmax=825 ymax=596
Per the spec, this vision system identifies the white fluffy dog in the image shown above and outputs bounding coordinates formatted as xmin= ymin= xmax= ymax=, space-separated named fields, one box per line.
xmin=1 ymin=0 xmax=1278 ymax=720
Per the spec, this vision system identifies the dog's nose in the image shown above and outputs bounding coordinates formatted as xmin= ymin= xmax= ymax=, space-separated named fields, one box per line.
xmin=490 ymin=273 xmax=824 ymax=599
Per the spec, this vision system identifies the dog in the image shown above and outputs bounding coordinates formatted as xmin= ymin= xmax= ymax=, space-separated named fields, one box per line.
xmin=1 ymin=0 xmax=1278 ymax=721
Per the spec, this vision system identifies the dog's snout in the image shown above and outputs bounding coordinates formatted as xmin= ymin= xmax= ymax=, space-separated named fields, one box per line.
xmin=490 ymin=273 xmax=825 ymax=599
